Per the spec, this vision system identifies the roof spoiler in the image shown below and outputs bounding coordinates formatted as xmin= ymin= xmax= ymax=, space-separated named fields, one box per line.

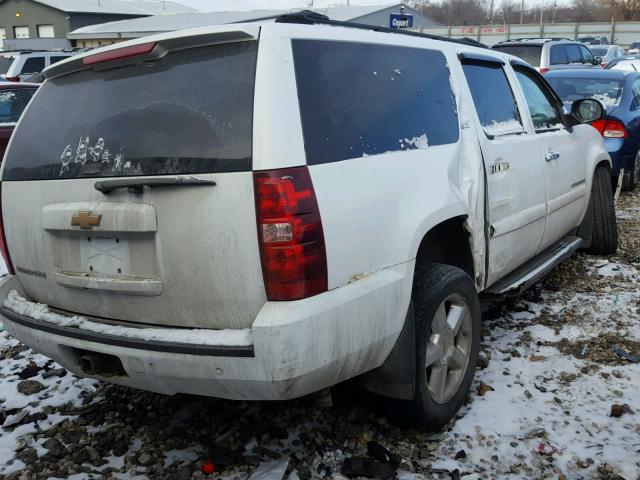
xmin=43 ymin=29 xmax=257 ymax=80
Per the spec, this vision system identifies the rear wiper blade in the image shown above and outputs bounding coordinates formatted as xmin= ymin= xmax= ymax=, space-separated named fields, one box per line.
xmin=94 ymin=176 xmax=216 ymax=194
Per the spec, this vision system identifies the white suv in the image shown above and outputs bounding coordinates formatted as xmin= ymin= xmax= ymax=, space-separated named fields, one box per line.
xmin=0 ymin=14 xmax=617 ymax=428
xmin=492 ymin=38 xmax=601 ymax=73
xmin=0 ymin=50 xmax=75 ymax=82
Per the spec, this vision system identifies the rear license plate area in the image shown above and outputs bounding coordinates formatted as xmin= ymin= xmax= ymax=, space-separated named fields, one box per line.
xmin=80 ymin=236 xmax=129 ymax=276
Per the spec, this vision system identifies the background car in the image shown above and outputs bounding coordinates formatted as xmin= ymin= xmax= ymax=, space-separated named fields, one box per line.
xmin=492 ymin=38 xmax=600 ymax=73
xmin=0 ymin=50 xmax=75 ymax=82
xmin=546 ymin=69 xmax=640 ymax=190
xmin=626 ymin=41 xmax=640 ymax=54
xmin=606 ymin=54 xmax=640 ymax=72
xmin=589 ymin=45 xmax=625 ymax=68
xmin=578 ymin=36 xmax=609 ymax=45
xmin=0 ymin=82 xmax=38 ymax=161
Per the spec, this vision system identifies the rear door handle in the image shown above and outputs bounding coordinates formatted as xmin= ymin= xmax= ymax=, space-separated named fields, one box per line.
xmin=544 ymin=152 xmax=560 ymax=161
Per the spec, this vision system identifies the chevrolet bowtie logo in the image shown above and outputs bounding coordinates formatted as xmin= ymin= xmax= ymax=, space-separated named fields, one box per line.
xmin=71 ymin=211 xmax=102 ymax=230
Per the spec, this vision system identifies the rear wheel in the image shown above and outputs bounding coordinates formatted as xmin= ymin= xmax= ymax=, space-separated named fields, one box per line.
xmin=583 ymin=166 xmax=618 ymax=255
xmin=403 ymin=263 xmax=481 ymax=429
xmin=621 ymin=152 xmax=640 ymax=191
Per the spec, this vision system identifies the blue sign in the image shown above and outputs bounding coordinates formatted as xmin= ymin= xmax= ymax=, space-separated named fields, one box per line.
xmin=390 ymin=13 xmax=413 ymax=29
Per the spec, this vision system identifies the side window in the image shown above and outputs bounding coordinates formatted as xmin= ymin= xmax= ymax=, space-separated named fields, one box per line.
xmin=565 ymin=44 xmax=583 ymax=64
xmin=550 ymin=45 xmax=568 ymax=65
xmin=291 ymin=40 xmax=459 ymax=165
xmin=580 ymin=46 xmax=595 ymax=64
xmin=20 ymin=57 xmax=45 ymax=74
xmin=50 ymin=55 xmax=70 ymax=65
xmin=462 ymin=61 xmax=524 ymax=137
xmin=514 ymin=67 xmax=563 ymax=132
xmin=632 ymin=78 xmax=640 ymax=105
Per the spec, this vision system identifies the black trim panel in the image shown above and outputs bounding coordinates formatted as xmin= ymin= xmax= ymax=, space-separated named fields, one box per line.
xmin=458 ymin=52 xmax=505 ymax=65
xmin=0 ymin=307 xmax=255 ymax=358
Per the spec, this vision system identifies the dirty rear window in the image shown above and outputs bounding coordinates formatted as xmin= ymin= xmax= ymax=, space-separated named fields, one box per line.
xmin=3 ymin=42 xmax=257 ymax=181
xmin=292 ymin=40 xmax=459 ymax=165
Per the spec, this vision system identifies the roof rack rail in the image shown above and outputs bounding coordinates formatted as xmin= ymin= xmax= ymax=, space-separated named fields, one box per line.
xmin=496 ymin=37 xmax=571 ymax=44
xmin=274 ymin=10 xmax=489 ymax=49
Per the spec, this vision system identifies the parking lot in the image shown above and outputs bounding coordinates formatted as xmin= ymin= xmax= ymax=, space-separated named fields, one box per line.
xmin=0 ymin=187 xmax=636 ymax=480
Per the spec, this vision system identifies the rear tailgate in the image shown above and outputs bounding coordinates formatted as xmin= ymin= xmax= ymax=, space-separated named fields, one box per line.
xmin=1 ymin=33 xmax=266 ymax=329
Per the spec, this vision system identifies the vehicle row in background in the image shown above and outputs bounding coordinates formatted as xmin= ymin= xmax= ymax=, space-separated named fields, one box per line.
xmin=492 ymin=38 xmax=601 ymax=73
xmin=0 ymin=50 xmax=82 ymax=82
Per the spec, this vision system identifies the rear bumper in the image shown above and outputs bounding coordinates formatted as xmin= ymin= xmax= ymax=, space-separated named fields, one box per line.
xmin=0 ymin=263 xmax=412 ymax=400
xmin=605 ymin=139 xmax=634 ymax=176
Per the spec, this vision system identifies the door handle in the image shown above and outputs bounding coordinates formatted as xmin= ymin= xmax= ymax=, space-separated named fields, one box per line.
xmin=545 ymin=151 xmax=560 ymax=161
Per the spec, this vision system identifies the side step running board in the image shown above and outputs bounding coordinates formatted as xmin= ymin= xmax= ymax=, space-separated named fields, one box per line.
xmin=484 ymin=235 xmax=583 ymax=296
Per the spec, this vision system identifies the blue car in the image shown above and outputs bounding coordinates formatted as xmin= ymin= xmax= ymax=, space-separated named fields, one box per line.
xmin=546 ymin=69 xmax=640 ymax=190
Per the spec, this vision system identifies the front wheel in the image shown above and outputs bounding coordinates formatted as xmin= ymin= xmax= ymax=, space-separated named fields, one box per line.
xmin=404 ymin=263 xmax=481 ymax=429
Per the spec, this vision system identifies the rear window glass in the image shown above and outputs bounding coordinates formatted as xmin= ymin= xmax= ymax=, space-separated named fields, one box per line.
xmin=0 ymin=88 xmax=37 ymax=124
xmin=3 ymin=42 xmax=257 ymax=181
xmin=550 ymin=45 xmax=568 ymax=65
xmin=292 ymin=40 xmax=459 ymax=165
xmin=50 ymin=55 xmax=71 ymax=65
xmin=547 ymin=76 xmax=624 ymax=108
xmin=0 ymin=56 xmax=14 ymax=75
xmin=492 ymin=45 xmax=542 ymax=66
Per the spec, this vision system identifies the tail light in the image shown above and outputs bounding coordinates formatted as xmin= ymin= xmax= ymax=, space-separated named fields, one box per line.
xmin=254 ymin=166 xmax=328 ymax=301
xmin=539 ymin=67 xmax=550 ymax=74
xmin=0 ymin=183 xmax=15 ymax=275
xmin=591 ymin=118 xmax=628 ymax=138
xmin=601 ymin=63 xmax=608 ymax=68
xmin=5 ymin=76 xmax=20 ymax=82
xmin=82 ymin=42 xmax=156 ymax=65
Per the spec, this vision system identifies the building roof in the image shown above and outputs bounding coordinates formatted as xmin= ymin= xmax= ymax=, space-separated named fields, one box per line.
xmin=67 ymin=3 xmax=437 ymax=39
xmin=27 ymin=0 xmax=197 ymax=15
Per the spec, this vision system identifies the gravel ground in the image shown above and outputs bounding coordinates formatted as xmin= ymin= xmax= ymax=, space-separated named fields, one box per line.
xmin=1 ymin=189 xmax=639 ymax=480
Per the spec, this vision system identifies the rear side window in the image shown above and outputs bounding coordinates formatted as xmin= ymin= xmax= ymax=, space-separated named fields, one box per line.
xmin=50 ymin=55 xmax=71 ymax=65
xmin=550 ymin=45 xmax=568 ymax=65
xmin=491 ymin=45 xmax=542 ymax=67
xmin=3 ymin=42 xmax=257 ymax=181
xmin=0 ymin=89 xmax=36 ymax=124
xmin=292 ymin=40 xmax=459 ymax=165
xmin=462 ymin=61 xmax=523 ymax=137
xmin=20 ymin=57 xmax=45 ymax=74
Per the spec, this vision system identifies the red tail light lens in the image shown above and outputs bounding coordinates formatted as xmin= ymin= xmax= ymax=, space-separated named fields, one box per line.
xmin=0 ymin=183 xmax=15 ymax=275
xmin=539 ymin=67 xmax=550 ymax=74
xmin=82 ymin=42 xmax=156 ymax=65
xmin=5 ymin=76 xmax=20 ymax=82
xmin=254 ymin=166 xmax=328 ymax=301
xmin=591 ymin=118 xmax=628 ymax=138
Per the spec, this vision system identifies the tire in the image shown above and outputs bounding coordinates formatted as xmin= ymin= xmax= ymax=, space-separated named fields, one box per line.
xmin=621 ymin=152 xmax=640 ymax=191
xmin=583 ymin=166 xmax=618 ymax=255
xmin=402 ymin=263 xmax=481 ymax=429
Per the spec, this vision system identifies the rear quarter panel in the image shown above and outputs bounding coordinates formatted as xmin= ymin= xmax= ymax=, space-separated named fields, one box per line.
xmin=254 ymin=25 xmax=487 ymax=292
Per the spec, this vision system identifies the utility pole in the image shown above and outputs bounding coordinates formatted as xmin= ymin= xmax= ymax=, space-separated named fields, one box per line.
xmin=552 ymin=0 xmax=557 ymax=24
xmin=520 ymin=0 xmax=524 ymax=24
xmin=488 ymin=0 xmax=495 ymax=24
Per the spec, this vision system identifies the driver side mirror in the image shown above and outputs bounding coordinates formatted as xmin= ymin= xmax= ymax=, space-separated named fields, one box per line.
xmin=570 ymin=98 xmax=605 ymax=124
xmin=594 ymin=56 xmax=602 ymax=65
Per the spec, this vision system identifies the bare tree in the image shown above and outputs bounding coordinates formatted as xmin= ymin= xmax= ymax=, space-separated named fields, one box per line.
xmin=414 ymin=0 xmax=489 ymax=25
